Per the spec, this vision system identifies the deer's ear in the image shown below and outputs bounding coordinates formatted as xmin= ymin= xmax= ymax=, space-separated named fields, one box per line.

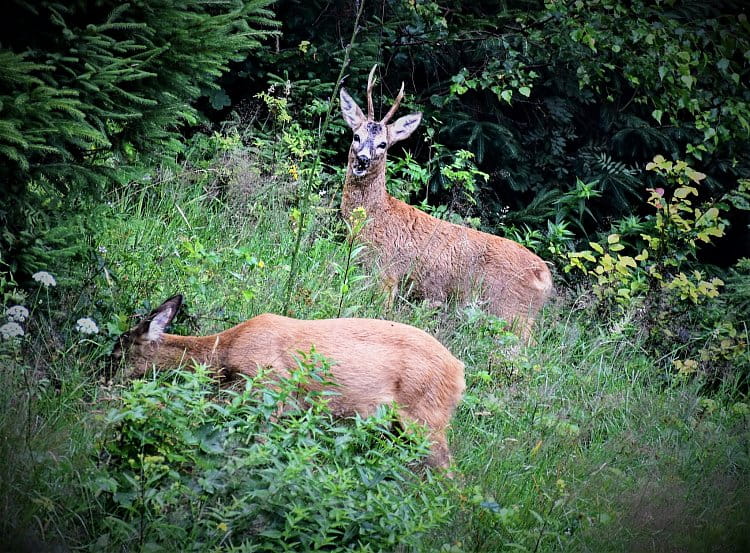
xmin=144 ymin=295 xmax=182 ymax=342
xmin=388 ymin=112 xmax=422 ymax=144
xmin=340 ymin=88 xmax=365 ymax=130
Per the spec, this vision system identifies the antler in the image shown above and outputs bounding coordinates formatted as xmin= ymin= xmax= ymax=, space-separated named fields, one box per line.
xmin=366 ymin=65 xmax=377 ymax=120
xmin=380 ymin=81 xmax=405 ymax=124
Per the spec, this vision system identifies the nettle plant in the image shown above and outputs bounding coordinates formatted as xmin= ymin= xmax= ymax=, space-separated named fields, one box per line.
xmin=565 ymin=155 xmax=748 ymax=378
xmin=89 ymin=354 xmax=452 ymax=552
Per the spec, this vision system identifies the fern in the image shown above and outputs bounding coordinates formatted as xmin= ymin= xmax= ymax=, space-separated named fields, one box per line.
xmin=578 ymin=148 xmax=640 ymax=214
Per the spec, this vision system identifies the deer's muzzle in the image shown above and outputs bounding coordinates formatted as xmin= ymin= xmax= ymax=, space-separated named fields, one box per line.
xmin=353 ymin=154 xmax=371 ymax=176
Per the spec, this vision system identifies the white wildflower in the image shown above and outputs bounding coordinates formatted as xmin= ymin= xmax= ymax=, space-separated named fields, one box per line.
xmin=6 ymin=305 xmax=29 ymax=322
xmin=75 ymin=317 xmax=99 ymax=335
xmin=98 ymin=246 xmax=107 ymax=254
xmin=32 ymin=271 xmax=57 ymax=287
xmin=0 ymin=322 xmax=24 ymax=340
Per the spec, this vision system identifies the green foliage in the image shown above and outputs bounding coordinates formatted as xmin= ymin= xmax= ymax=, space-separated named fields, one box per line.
xmin=387 ymin=147 xmax=488 ymax=228
xmin=387 ymin=151 xmax=431 ymax=201
xmin=548 ymin=1 xmax=749 ymax=160
xmin=248 ymin=0 xmax=749 ymax=250
xmin=565 ymin=155 xmax=749 ymax=380
xmin=0 ymin=0 xmax=278 ymax=278
xmin=566 ymin=156 xmax=727 ymax=305
xmin=337 ymin=206 xmax=369 ymax=317
xmin=90 ymin=359 xmax=451 ymax=552
xmin=438 ymin=149 xmax=489 ymax=206
xmin=438 ymin=309 xmax=750 ymax=553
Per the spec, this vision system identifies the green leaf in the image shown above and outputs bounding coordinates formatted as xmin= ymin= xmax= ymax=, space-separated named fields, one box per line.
xmin=519 ymin=86 xmax=531 ymax=97
xmin=590 ymin=242 xmax=604 ymax=254
xmin=209 ymin=89 xmax=231 ymax=110
xmin=674 ymin=186 xmax=697 ymax=199
xmin=617 ymin=255 xmax=637 ymax=268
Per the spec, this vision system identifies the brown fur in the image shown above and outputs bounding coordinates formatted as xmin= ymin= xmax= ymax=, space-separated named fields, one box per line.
xmin=340 ymin=66 xmax=554 ymax=339
xmin=112 ymin=295 xmax=466 ymax=469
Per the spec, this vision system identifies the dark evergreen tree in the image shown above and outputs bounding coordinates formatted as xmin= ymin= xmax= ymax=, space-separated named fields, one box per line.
xmin=0 ymin=0 xmax=278 ymax=278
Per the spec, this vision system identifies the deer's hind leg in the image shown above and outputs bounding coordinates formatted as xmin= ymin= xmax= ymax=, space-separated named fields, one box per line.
xmin=397 ymin=411 xmax=453 ymax=471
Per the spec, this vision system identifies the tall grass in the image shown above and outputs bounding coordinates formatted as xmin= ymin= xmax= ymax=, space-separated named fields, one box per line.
xmin=0 ymin=141 xmax=748 ymax=552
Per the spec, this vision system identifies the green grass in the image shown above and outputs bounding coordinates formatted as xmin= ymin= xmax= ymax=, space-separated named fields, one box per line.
xmin=1 ymin=148 xmax=748 ymax=552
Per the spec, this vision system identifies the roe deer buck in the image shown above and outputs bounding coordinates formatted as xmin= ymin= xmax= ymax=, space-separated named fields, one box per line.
xmin=111 ymin=294 xmax=465 ymax=469
xmin=340 ymin=66 xmax=553 ymax=340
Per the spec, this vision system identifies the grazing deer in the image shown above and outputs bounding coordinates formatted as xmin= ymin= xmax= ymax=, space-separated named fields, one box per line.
xmin=111 ymin=294 xmax=465 ymax=469
xmin=340 ymin=66 xmax=553 ymax=339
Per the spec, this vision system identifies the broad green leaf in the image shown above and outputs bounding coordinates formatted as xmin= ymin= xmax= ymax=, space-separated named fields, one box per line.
xmin=617 ymin=255 xmax=637 ymax=268
xmin=703 ymin=207 xmax=719 ymax=220
xmin=581 ymin=252 xmax=596 ymax=262
xmin=685 ymin=168 xmax=706 ymax=183
xmin=673 ymin=186 xmax=697 ymax=199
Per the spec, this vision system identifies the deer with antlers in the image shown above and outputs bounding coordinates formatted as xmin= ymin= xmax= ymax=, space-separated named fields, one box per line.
xmin=339 ymin=66 xmax=553 ymax=339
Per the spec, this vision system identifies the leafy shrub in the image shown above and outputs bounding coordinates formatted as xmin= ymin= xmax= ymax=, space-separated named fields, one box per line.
xmin=89 ymin=355 xmax=452 ymax=552
xmin=565 ymin=155 xmax=750 ymax=382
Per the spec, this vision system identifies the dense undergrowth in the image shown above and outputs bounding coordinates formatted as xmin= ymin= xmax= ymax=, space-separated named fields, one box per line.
xmin=1 ymin=133 xmax=748 ymax=552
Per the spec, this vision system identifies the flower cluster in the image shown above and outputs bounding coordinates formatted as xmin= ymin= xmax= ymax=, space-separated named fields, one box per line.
xmin=1 ymin=304 xmax=30 ymax=340
xmin=75 ymin=317 xmax=99 ymax=335
xmin=0 ymin=321 xmax=24 ymax=340
xmin=32 ymin=271 xmax=56 ymax=287
xmin=6 ymin=305 xmax=29 ymax=322
xmin=1 ymin=270 xmax=100 ymax=342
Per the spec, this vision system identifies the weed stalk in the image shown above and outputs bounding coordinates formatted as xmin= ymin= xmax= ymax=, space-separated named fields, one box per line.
xmin=282 ymin=0 xmax=367 ymax=312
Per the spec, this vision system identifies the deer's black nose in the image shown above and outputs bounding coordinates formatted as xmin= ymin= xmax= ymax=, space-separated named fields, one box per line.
xmin=356 ymin=154 xmax=370 ymax=167
xmin=354 ymin=154 xmax=371 ymax=173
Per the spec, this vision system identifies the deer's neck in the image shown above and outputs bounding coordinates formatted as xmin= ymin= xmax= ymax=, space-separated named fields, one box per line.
xmin=342 ymin=164 xmax=389 ymax=218
xmin=154 ymin=333 xmax=227 ymax=374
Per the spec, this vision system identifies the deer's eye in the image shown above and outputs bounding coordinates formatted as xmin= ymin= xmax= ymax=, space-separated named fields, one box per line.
xmin=353 ymin=135 xmax=360 ymax=143
xmin=377 ymin=142 xmax=387 ymax=149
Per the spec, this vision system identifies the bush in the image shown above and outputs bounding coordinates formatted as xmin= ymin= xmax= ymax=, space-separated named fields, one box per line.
xmin=88 ymin=356 xmax=453 ymax=552
xmin=564 ymin=155 xmax=750 ymax=382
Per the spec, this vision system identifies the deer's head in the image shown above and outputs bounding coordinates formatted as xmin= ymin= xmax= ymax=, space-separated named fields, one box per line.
xmin=340 ymin=65 xmax=422 ymax=178
xmin=109 ymin=294 xmax=183 ymax=377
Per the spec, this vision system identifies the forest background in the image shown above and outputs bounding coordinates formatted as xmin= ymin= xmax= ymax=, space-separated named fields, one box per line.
xmin=1 ymin=1 xmax=749 ymax=551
